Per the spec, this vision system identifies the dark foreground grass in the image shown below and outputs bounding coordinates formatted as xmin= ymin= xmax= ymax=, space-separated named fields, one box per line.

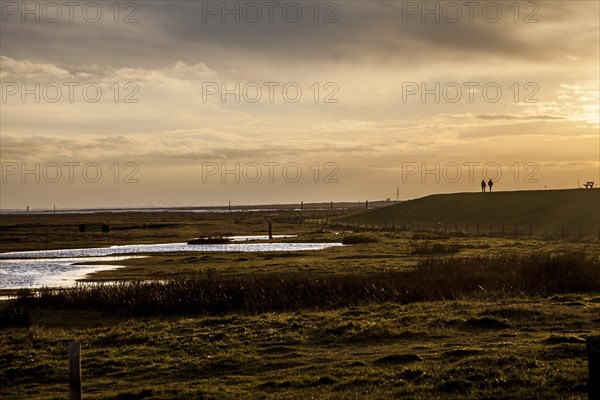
xmin=1 ymin=296 xmax=599 ymax=399
xmin=3 ymin=253 xmax=598 ymax=323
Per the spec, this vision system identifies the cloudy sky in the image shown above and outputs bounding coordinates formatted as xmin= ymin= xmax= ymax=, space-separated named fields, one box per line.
xmin=1 ymin=0 xmax=598 ymax=209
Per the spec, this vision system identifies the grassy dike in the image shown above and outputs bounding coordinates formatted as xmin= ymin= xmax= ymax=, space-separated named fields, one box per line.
xmin=343 ymin=189 xmax=600 ymax=234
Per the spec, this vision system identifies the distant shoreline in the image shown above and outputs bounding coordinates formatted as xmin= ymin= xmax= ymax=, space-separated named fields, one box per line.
xmin=0 ymin=200 xmax=396 ymax=215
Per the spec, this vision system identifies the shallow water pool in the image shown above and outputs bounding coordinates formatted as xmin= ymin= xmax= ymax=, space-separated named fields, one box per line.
xmin=0 ymin=239 xmax=342 ymax=289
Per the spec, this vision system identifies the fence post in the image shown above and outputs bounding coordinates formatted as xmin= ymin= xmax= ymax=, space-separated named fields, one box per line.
xmin=588 ymin=336 xmax=600 ymax=400
xmin=68 ymin=342 xmax=82 ymax=400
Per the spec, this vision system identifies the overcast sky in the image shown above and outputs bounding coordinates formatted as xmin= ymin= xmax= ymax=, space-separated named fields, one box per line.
xmin=1 ymin=0 xmax=598 ymax=209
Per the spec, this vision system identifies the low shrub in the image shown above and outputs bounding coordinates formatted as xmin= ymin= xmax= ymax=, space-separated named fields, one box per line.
xmin=341 ymin=234 xmax=379 ymax=245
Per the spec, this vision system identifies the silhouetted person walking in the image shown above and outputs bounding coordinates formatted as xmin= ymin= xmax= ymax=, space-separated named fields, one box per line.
xmin=488 ymin=179 xmax=494 ymax=192
xmin=481 ymin=180 xmax=486 ymax=192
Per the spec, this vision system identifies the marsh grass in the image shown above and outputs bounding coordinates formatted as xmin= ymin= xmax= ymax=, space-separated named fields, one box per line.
xmin=2 ymin=209 xmax=599 ymax=399
xmin=3 ymin=253 xmax=598 ymax=324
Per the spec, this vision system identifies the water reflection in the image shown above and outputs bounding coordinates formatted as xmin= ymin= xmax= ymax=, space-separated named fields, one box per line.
xmin=0 ymin=239 xmax=342 ymax=289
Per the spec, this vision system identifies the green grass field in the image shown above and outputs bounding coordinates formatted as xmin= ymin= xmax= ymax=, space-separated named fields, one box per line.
xmin=1 ymin=191 xmax=599 ymax=399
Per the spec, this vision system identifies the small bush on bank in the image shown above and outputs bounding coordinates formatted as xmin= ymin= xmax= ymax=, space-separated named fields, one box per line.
xmin=341 ymin=234 xmax=379 ymax=245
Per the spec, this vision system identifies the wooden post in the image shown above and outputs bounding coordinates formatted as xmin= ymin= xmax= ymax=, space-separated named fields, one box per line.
xmin=68 ymin=342 xmax=82 ymax=400
xmin=587 ymin=336 xmax=600 ymax=400
xmin=268 ymin=222 xmax=272 ymax=239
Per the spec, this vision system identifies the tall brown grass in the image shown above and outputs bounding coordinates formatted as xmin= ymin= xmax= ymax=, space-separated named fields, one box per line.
xmin=1 ymin=253 xmax=598 ymax=325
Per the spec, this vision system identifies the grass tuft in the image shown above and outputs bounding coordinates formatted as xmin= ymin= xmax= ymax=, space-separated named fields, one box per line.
xmin=411 ymin=242 xmax=461 ymax=254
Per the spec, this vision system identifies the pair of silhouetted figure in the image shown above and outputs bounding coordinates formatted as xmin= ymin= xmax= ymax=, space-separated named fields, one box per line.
xmin=481 ymin=179 xmax=493 ymax=192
